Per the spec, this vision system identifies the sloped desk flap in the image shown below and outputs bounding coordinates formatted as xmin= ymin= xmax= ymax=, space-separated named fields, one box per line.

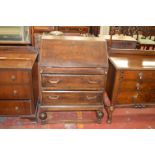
xmin=40 ymin=36 xmax=108 ymax=68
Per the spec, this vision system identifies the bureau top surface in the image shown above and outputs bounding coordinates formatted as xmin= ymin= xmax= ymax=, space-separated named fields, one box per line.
xmin=109 ymin=55 xmax=155 ymax=70
xmin=40 ymin=36 xmax=108 ymax=68
xmin=0 ymin=51 xmax=37 ymax=69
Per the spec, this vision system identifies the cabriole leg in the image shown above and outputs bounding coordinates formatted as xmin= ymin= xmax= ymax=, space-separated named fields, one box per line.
xmin=105 ymin=105 xmax=114 ymax=124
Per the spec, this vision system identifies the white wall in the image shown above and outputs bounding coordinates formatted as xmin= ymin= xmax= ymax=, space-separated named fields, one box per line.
xmin=99 ymin=26 xmax=110 ymax=36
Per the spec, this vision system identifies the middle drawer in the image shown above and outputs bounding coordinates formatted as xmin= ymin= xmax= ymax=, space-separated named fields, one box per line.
xmin=41 ymin=74 xmax=105 ymax=90
xmin=0 ymin=85 xmax=31 ymax=99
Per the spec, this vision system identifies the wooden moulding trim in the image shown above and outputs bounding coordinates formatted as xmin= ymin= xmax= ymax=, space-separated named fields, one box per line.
xmin=114 ymin=103 xmax=155 ymax=108
xmin=40 ymin=105 xmax=103 ymax=111
xmin=108 ymin=48 xmax=155 ymax=56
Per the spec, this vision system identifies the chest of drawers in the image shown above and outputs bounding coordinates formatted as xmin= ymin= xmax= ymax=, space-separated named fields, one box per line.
xmin=0 ymin=47 xmax=38 ymax=119
xmin=39 ymin=35 xmax=108 ymax=123
xmin=106 ymin=53 xmax=155 ymax=123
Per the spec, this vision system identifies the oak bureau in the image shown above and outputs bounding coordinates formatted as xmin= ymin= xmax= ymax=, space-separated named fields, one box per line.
xmin=106 ymin=50 xmax=155 ymax=123
xmin=38 ymin=35 xmax=108 ymax=123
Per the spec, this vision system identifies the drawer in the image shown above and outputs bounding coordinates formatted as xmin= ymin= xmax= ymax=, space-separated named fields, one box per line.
xmin=41 ymin=74 xmax=105 ymax=90
xmin=42 ymin=91 xmax=103 ymax=105
xmin=0 ymin=85 xmax=31 ymax=99
xmin=120 ymin=70 xmax=155 ymax=81
xmin=116 ymin=91 xmax=155 ymax=104
xmin=0 ymin=70 xmax=30 ymax=84
xmin=0 ymin=100 xmax=31 ymax=115
xmin=119 ymin=81 xmax=155 ymax=91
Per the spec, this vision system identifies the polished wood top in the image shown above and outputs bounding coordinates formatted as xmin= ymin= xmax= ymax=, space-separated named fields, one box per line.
xmin=40 ymin=36 xmax=108 ymax=68
xmin=0 ymin=51 xmax=37 ymax=69
xmin=109 ymin=55 xmax=155 ymax=70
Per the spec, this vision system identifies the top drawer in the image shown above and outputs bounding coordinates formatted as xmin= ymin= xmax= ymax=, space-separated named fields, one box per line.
xmin=120 ymin=70 xmax=155 ymax=81
xmin=41 ymin=74 xmax=105 ymax=90
xmin=0 ymin=70 xmax=30 ymax=84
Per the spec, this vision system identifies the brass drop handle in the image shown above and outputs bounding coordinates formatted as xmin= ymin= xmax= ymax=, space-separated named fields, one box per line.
xmin=88 ymin=80 xmax=99 ymax=84
xmin=48 ymin=95 xmax=59 ymax=100
xmin=13 ymin=90 xmax=17 ymax=96
xmin=132 ymin=94 xmax=138 ymax=102
xmin=138 ymin=72 xmax=143 ymax=80
xmin=136 ymin=83 xmax=140 ymax=90
xmin=49 ymin=79 xmax=60 ymax=84
xmin=11 ymin=75 xmax=16 ymax=81
xmin=86 ymin=95 xmax=97 ymax=100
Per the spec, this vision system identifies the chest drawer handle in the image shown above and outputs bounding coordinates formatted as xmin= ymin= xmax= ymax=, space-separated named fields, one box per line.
xmin=88 ymin=80 xmax=99 ymax=84
xmin=49 ymin=80 xmax=60 ymax=84
xmin=132 ymin=94 xmax=138 ymax=102
xmin=86 ymin=95 xmax=97 ymax=100
xmin=48 ymin=95 xmax=59 ymax=100
xmin=13 ymin=90 xmax=17 ymax=96
xmin=136 ymin=83 xmax=140 ymax=90
xmin=138 ymin=72 xmax=143 ymax=80
xmin=15 ymin=106 xmax=19 ymax=111
xmin=11 ymin=75 xmax=16 ymax=81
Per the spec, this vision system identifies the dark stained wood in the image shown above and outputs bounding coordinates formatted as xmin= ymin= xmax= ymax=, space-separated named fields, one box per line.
xmin=117 ymin=91 xmax=155 ymax=104
xmin=108 ymin=48 xmax=155 ymax=55
xmin=109 ymin=55 xmax=155 ymax=70
xmin=0 ymin=85 xmax=31 ymax=99
xmin=42 ymin=91 xmax=103 ymax=105
xmin=41 ymin=74 xmax=105 ymax=91
xmin=57 ymin=26 xmax=89 ymax=34
xmin=0 ymin=70 xmax=30 ymax=84
xmin=106 ymin=52 xmax=155 ymax=124
xmin=40 ymin=105 xmax=103 ymax=111
xmin=39 ymin=35 xmax=108 ymax=123
xmin=40 ymin=67 xmax=107 ymax=75
xmin=33 ymin=26 xmax=54 ymax=33
xmin=0 ymin=100 xmax=31 ymax=115
xmin=104 ymin=34 xmax=137 ymax=49
xmin=40 ymin=36 xmax=108 ymax=68
xmin=0 ymin=47 xmax=39 ymax=117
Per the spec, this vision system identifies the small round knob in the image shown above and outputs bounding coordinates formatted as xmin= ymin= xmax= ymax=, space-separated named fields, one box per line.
xmin=13 ymin=90 xmax=17 ymax=96
xmin=15 ymin=106 xmax=19 ymax=111
xmin=11 ymin=75 xmax=16 ymax=81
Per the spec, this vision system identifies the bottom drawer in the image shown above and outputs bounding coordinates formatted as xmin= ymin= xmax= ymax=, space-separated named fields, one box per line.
xmin=0 ymin=100 xmax=31 ymax=115
xmin=116 ymin=91 xmax=155 ymax=104
xmin=42 ymin=91 xmax=103 ymax=105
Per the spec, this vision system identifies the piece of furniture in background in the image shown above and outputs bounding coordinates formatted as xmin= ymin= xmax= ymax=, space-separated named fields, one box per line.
xmin=57 ymin=26 xmax=90 ymax=34
xmin=103 ymin=35 xmax=137 ymax=49
xmin=106 ymin=49 xmax=155 ymax=123
xmin=0 ymin=46 xmax=38 ymax=120
xmin=0 ymin=26 xmax=34 ymax=45
xmin=39 ymin=35 xmax=108 ymax=123
xmin=33 ymin=26 xmax=101 ymax=36
xmin=110 ymin=26 xmax=155 ymax=50
xmin=33 ymin=26 xmax=55 ymax=33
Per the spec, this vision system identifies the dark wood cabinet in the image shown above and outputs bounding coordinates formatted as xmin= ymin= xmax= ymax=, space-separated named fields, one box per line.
xmin=104 ymin=35 xmax=137 ymax=49
xmin=106 ymin=51 xmax=155 ymax=123
xmin=0 ymin=47 xmax=38 ymax=119
xmin=57 ymin=26 xmax=89 ymax=34
xmin=39 ymin=35 xmax=108 ymax=123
